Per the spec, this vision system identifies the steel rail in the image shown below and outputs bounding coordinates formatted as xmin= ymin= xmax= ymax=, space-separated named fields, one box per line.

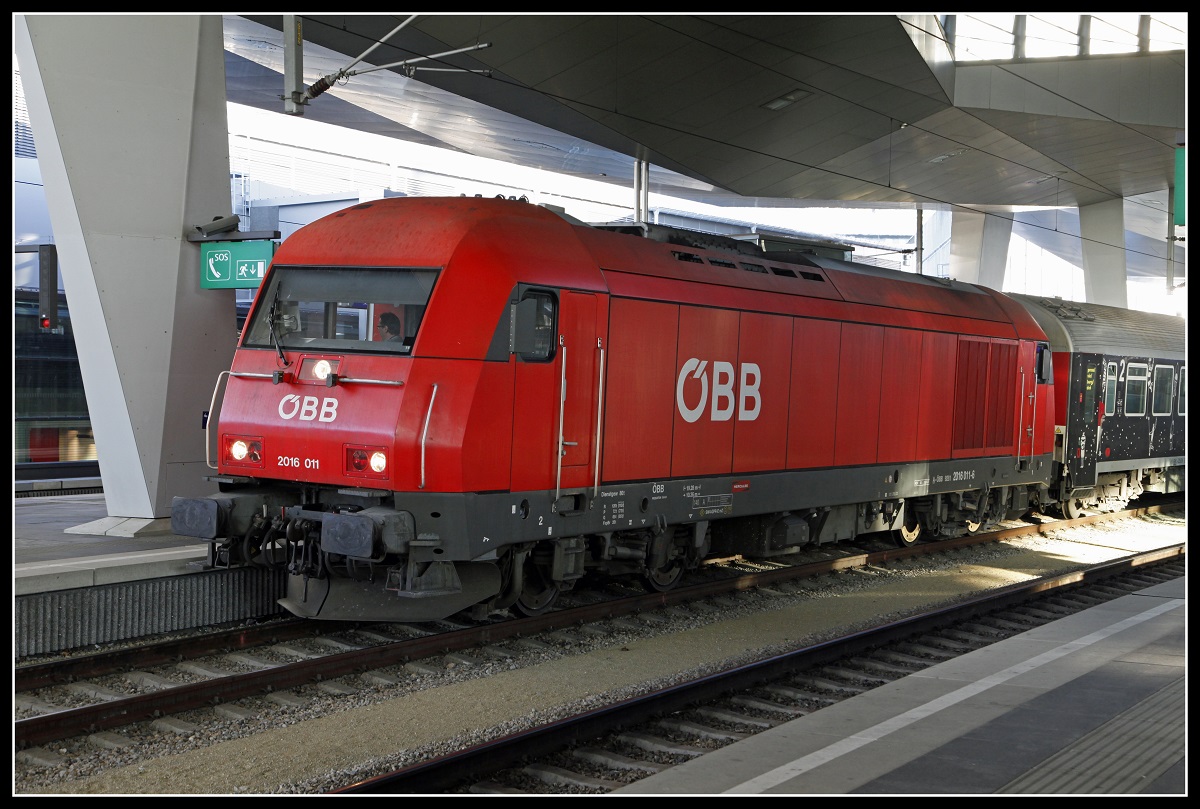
xmin=333 ymin=547 xmax=1186 ymax=794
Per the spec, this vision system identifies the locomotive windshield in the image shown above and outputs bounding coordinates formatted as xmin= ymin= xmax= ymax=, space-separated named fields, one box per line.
xmin=241 ymin=266 xmax=438 ymax=354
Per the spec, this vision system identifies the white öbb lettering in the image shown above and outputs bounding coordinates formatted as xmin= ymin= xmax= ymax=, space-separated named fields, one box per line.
xmin=676 ymin=359 xmax=761 ymax=423
xmin=278 ymin=394 xmax=339 ymax=423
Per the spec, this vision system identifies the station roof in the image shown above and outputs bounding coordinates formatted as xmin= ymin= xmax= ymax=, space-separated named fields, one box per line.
xmin=223 ymin=14 xmax=1185 ymax=281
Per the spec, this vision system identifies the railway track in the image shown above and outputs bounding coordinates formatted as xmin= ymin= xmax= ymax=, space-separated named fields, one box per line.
xmin=335 ymin=549 xmax=1186 ymax=794
xmin=15 ymin=501 xmax=1184 ymax=789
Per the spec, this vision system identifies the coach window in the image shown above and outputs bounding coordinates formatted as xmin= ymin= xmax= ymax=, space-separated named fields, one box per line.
xmin=1151 ymin=366 xmax=1175 ymax=416
xmin=1104 ymin=362 xmax=1118 ymax=415
xmin=1179 ymin=369 xmax=1186 ymax=415
xmin=1125 ymin=363 xmax=1148 ymax=416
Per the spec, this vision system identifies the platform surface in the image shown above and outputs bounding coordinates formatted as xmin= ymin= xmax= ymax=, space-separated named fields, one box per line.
xmin=15 ymin=492 xmax=209 ymax=595
xmin=616 ymin=576 xmax=1186 ymax=795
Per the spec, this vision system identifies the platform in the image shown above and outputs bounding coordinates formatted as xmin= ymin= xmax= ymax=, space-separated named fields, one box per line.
xmin=14 ymin=489 xmax=284 ymax=658
xmin=14 ymin=491 xmax=209 ymax=595
xmin=615 ymin=576 xmax=1186 ymax=795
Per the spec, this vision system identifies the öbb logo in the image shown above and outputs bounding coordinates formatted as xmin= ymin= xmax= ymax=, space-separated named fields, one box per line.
xmin=676 ymin=359 xmax=761 ymax=423
xmin=278 ymin=394 xmax=339 ymax=423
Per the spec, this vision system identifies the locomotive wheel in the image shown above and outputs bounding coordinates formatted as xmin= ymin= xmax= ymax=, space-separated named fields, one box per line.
xmin=512 ymin=556 xmax=560 ymax=616
xmin=643 ymin=558 xmax=684 ymax=592
xmin=1061 ymin=498 xmax=1087 ymax=520
xmin=894 ymin=512 xmax=923 ymax=548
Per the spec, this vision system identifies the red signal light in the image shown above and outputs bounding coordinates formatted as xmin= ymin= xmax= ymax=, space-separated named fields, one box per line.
xmin=39 ymin=315 xmax=52 ymax=329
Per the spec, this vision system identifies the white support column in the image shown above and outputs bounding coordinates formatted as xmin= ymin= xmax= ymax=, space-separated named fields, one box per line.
xmin=633 ymin=159 xmax=650 ymax=224
xmin=1078 ymin=198 xmax=1130 ymax=308
xmin=15 ymin=15 xmax=237 ymax=532
xmin=948 ymin=209 xmax=1013 ymax=289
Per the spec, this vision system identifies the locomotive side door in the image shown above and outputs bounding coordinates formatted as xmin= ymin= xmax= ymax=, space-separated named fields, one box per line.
xmin=509 ymin=288 xmax=602 ymax=500
xmin=555 ymin=290 xmax=602 ymax=495
xmin=1017 ymin=340 xmax=1053 ymax=465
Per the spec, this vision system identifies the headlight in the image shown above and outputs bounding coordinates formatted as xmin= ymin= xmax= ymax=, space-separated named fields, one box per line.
xmin=369 ymin=451 xmax=387 ymax=473
xmin=224 ymin=435 xmax=263 ymax=467
xmin=345 ymin=445 xmax=388 ymax=479
xmin=298 ymin=357 xmax=340 ymax=383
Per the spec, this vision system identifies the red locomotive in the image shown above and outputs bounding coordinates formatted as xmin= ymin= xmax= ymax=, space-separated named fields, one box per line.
xmin=171 ymin=197 xmax=1183 ymax=622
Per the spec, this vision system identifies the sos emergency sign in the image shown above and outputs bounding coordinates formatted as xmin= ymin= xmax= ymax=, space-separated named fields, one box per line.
xmin=200 ymin=240 xmax=275 ymax=289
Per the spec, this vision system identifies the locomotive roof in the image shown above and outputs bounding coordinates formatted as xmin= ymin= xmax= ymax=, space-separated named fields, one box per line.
xmin=591 ymin=219 xmax=989 ymax=296
xmin=1010 ymin=294 xmax=1186 ymax=361
xmin=571 ymin=210 xmax=1046 ymax=341
xmin=273 ymin=198 xmax=1049 ymax=344
xmin=781 ymin=252 xmax=990 ymax=295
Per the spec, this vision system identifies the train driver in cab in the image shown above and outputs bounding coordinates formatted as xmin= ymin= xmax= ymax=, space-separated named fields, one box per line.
xmin=378 ymin=312 xmax=404 ymax=343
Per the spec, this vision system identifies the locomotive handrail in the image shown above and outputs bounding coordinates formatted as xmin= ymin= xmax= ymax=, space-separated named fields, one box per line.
xmin=1029 ymin=368 xmax=1038 ymax=468
xmin=419 ymin=383 xmax=438 ymax=490
xmin=332 ymin=377 xmax=404 ymax=386
xmin=594 ymin=338 xmax=605 ymax=499
xmin=205 ymin=371 xmax=234 ymax=469
xmin=555 ymin=339 xmax=567 ymax=506
xmin=205 ymin=370 xmax=286 ymax=469
xmin=1017 ymin=368 xmax=1025 ymax=470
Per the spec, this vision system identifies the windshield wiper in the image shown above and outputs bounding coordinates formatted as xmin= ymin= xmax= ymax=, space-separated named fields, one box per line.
xmin=267 ymin=295 xmax=292 ymax=368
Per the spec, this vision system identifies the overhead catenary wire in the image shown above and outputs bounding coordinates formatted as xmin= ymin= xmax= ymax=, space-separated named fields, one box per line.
xmin=304 ymin=15 xmax=491 ymax=101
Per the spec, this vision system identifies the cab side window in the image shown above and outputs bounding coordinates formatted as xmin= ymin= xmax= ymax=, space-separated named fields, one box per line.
xmin=510 ymin=290 xmax=557 ymax=362
xmin=1035 ymin=343 xmax=1053 ymax=384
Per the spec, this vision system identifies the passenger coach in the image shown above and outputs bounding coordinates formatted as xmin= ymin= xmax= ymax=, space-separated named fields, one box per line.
xmin=1013 ymin=294 xmax=1185 ymax=517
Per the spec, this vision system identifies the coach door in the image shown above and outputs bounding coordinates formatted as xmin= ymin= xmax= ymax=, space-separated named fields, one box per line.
xmin=1065 ymin=355 xmax=1100 ymax=488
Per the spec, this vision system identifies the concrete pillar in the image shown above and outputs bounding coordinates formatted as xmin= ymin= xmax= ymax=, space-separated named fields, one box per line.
xmin=948 ymin=209 xmax=1013 ymax=290
xmin=1078 ymin=198 xmax=1129 ymax=308
xmin=15 ymin=15 xmax=237 ymax=533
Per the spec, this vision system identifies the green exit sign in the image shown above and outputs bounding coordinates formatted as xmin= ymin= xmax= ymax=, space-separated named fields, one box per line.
xmin=200 ymin=240 xmax=276 ymax=289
